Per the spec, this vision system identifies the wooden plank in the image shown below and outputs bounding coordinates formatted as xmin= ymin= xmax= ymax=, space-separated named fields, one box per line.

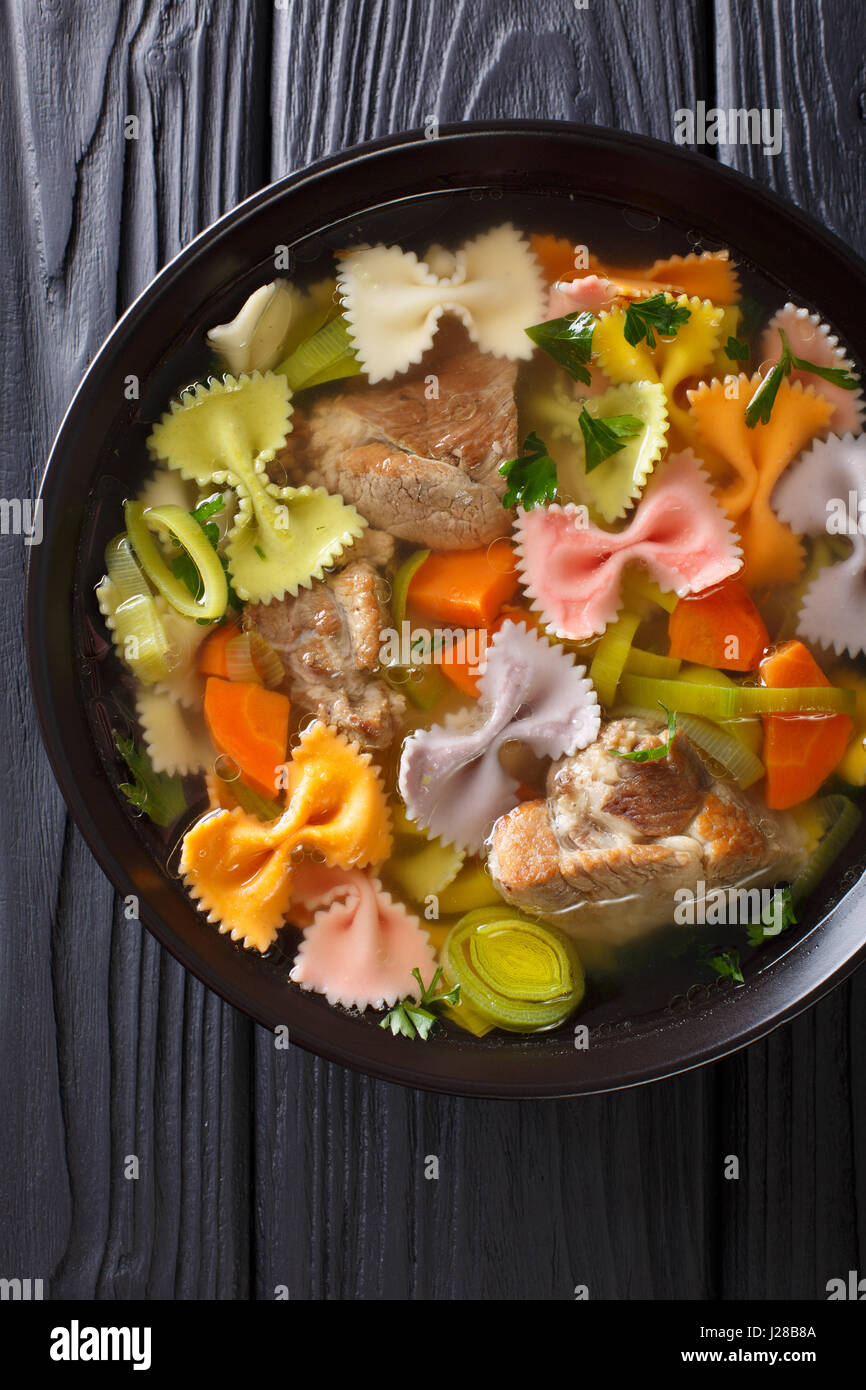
xmin=258 ymin=0 xmax=717 ymax=1301
xmin=714 ymin=0 xmax=866 ymax=1298
xmin=0 ymin=0 xmax=268 ymax=1297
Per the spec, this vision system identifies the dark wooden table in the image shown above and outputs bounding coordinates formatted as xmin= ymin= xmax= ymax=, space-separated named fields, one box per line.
xmin=3 ymin=0 xmax=864 ymax=1301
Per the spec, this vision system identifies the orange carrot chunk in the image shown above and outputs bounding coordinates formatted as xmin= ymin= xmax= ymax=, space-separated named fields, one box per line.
xmin=408 ymin=546 xmax=519 ymax=629
xmin=668 ymin=578 xmax=769 ymax=672
xmin=759 ymin=641 xmax=852 ymax=810
xmin=203 ymin=677 xmax=290 ymax=800
xmin=197 ymin=621 xmax=241 ymax=679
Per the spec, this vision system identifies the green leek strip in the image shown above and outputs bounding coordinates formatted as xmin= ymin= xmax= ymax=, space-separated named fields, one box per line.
xmin=231 ymin=780 xmax=284 ymax=822
xmin=391 ymin=548 xmax=429 ymax=628
xmin=621 ymin=569 xmax=678 ymax=613
xmin=276 ymin=315 xmax=359 ymax=392
xmin=589 ymin=611 xmax=640 ymax=706
xmin=676 ymin=712 xmax=765 ymax=788
xmin=302 ymin=351 xmax=363 ymax=389
xmin=789 ymin=795 xmax=862 ymax=906
xmin=125 ymin=501 xmax=228 ymax=621
xmin=624 ymin=647 xmax=682 ymax=679
xmin=104 ymin=537 xmax=172 ymax=683
xmin=677 ymin=663 xmax=761 ymax=754
xmin=382 ymin=547 xmax=447 ymax=709
xmin=618 ymin=674 xmax=855 ymax=719
xmin=441 ymin=907 xmax=585 ymax=1035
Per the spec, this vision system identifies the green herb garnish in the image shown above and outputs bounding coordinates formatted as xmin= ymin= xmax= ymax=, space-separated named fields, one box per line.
xmin=745 ymin=886 xmax=798 ymax=945
xmin=725 ymin=335 xmax=750 ymax=361
xmin=525 ymin=310 xmax=596 ymax=385
xmin=113 ymin=731 xmax=187 ymax=827
xmin=499 ymin=431 xmax=558 ymax=509
xmin=578 ymin=407 xmax=644 ymax=473
xmin=705 ymin=949 xmax=745 ymax=985
xmin=379 ymin=967 xmax=461 ymax=1040
xmin=745 ymin=327 xmax=859 ymax=427
xmin=623 ymin=292 xmax=691 ymax=348
xmin=613 ymin=702 xmax=677 ymax=761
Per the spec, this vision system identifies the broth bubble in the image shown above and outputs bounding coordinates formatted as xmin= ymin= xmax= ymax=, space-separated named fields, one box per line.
xmin=213 ymin=754 xmax=241 ymax=782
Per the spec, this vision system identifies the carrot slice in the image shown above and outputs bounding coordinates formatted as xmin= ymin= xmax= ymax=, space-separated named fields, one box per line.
xmin=408 ymin=546 xmax=519 ymax=629
xmin=759 ymin=641 xmax=852 ymax=809
xmin=197 ymin=621 xmax=241 ymax=679
xmin=668 ymin=578 xmax=769 ymax=672
xmin=203 ymin=676 xmax=290 ymax=799
xmin=440 ymin=606 xmax=540 ymax=698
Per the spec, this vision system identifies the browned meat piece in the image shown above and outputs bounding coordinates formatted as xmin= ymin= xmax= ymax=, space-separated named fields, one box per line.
xmin=273 ymin=323 xmax=517 ymax=548
xmin=488 ymin=715 xmax=809 ymax=944
xmin=245 ymin=559 xmax=404 ymax=753
xmin=333 ymin=527 xmax=395 ymax=569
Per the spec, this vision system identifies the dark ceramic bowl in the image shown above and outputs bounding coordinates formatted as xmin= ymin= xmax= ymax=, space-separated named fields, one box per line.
xmin=26 ymin=122 xmax=866 ymax=1097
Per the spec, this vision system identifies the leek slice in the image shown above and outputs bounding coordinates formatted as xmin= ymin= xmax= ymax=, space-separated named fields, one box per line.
xmin=100 ymin=538 xmax=172 ymax=684
xmin=276 ymin=315 xmax=360 ymax=392
xmin=392 ymin=548 xmax=430 ymax=628
xmin=675 ymin=712 xmax=765 ymax=788
xmin=620 ymin=570 xmax=678 ymax=613
xmin=789 ymin=794 xmax=862 ymax=907
xmin=382 ymin=547 xmax=447 ymax=709
xmin=618 ymin=674 xmax=854 ymax=719
xmin=224 ymin=633 xmax=260 ymax=684
xmin=589 ymin=611 xmax=640 ymax=706
xmin=677 ymin=663 xmax=762 ymax=755
xmin=125 ymin=501 xmax=228 ymax=621
xmin=441 ymin=906 xmax=585 ymax=1035
xmin=624 ymin=647 xmax=682 ymax=679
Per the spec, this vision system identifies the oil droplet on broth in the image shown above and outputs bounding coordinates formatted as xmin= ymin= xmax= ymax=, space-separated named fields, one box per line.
xmin=214 ymin=754 xmax=241 ymax=782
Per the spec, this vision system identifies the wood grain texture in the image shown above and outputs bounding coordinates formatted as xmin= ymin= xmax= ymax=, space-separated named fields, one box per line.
xmin=1 ymin=0 xmax=863 ymax=1303
xmin=0 ymin=0 xmax=268 ymax=1298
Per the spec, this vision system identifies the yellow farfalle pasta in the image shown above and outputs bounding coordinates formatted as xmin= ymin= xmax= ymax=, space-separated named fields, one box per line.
xmin=593 ymin=295 xmax=724 ymax=447
xmin=688 ymin=374 xmax=833 ymax=588
xmin=180 ymin=721 xmax=392 ymax=952
xmin=148 ymin=372 xmax=365 ymax=603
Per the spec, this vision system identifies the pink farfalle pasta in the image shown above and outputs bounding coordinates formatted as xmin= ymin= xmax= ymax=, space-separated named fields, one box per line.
xmin=399 ymin=621 xmax=599 ymax=852
xmin=761 ymin=303 xmax=864 ymax=436
xmin=289 ymin=862 xmax=436 ymax=1009
xmin=514 ymin=450 xmax=742 ymax=640
xmin=546 ymin=274 xmax=618 ymax=320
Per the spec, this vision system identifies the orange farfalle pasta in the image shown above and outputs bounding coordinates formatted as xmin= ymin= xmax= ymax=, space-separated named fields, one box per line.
xmin=688 ymin=374 xmax=833 ymax=589
xmin=180 ymin=722 xmax=392 ymax=952
xmin=579 ymin=249 xmax=740 ymax=305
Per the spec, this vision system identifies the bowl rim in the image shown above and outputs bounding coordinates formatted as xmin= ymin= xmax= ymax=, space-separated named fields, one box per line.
xmin=25 ymin=119 xmax=866 ymax=1098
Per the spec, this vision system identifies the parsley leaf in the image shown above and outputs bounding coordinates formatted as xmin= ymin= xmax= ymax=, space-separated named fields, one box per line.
xmin=745 ymin=885 xmax=798 ymax=945
xmin=578 ymin=407 xmax=644 ymax=473
xmin=613 ymin=702 xmax=677 ymax=761
xmin=725 ymin=335 xmax=750 ymax=361
xmin=525 ymin=310 xmax=596 ymax=384
xmin=379 ymin=967 xmax=461 ymax=1041
xmin=113 ymin=731 xmax=187 ymax=827
xmin=499 ymin=431 xmax=558 ymax=509
xmin=623 ymin=293 xmax=691 ymax=349
xmin=746 ymin=327 xmax=859 ymax=428
xmin=706 ymin=949 xmax=744 ymax=985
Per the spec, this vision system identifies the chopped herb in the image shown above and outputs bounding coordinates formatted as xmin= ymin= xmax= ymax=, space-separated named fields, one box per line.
xmin=525 ymin=310 xmax=596 ymax=385
xmin=725 ymin=335 xmax=750 ymax=361
xmin=745 ymin=885 xmax=798 ymax=945
xmin=613 ymin=702 xmax=677 ymax=761
xmin=706 ymin=949 xmax=744 ymax=985
xmin=746 ymin=327 xmax=859 ymax=428
xmin=254 ymin=544 xmax=266 ymax=560
xmin=623 ymin=292 xmax=691 ymax=349
xmin=113 ymin=732 xmax=186 ymax=827
xmin=578 ymin=407 xmax=644 ymax=473
xmin=499 ymin=431 xmax=558 ymax=510
xmin=379 ymin=966 xmax=461 ymax=1041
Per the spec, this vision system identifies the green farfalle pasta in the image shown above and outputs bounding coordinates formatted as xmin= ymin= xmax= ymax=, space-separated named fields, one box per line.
xmin=146 ymin=371 xmax=365 ymax=603
xmin=533 ymin=379 xmax=669 ymax=521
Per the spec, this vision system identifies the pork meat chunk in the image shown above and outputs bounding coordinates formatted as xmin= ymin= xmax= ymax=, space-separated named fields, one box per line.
xmin=488 ymin=716 xmax=809 ymax=944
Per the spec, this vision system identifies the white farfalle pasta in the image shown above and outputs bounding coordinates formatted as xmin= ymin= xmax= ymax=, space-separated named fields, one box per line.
xmin=337 ymin=223 xmax=545 ymax=382
xmin=772 ymin=432 xmax=866 ymax=657
xmin=761 ymin=302 xmax=864 ymax=436
xmin=135 ymin=689 xmax=214 ymax=776
xmin=207 ymin=281 xmax=299 ymax=374
xmin=398 ymin=621 xmax=600 ymax=852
